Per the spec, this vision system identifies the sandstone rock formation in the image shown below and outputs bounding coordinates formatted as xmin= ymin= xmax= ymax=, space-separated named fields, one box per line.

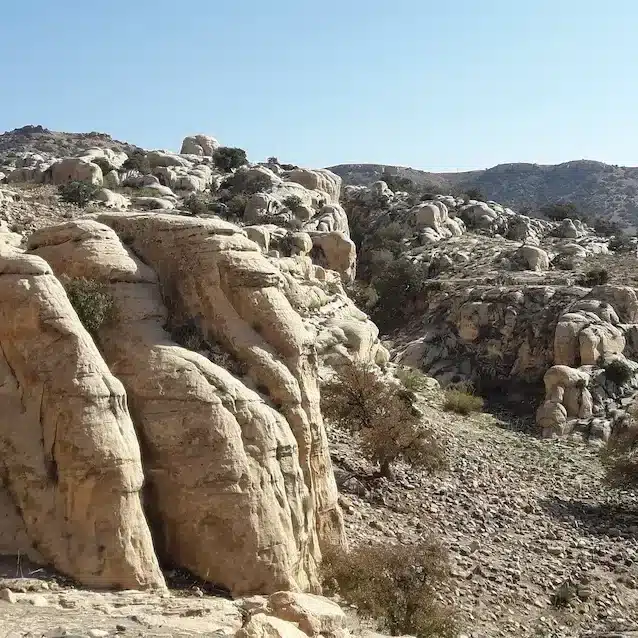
xmin=0 ymin=209 xmax=387 ymax=595
xmin=0 ymin=234 xmax=164 ymax=590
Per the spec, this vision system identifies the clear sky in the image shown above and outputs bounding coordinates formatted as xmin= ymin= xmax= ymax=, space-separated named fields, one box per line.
xmin=1 ymin=0 xmax=636 ymax=171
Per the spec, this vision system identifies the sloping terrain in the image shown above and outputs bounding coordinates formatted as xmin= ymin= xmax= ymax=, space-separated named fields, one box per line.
xmin=330 ymin=161 xmax=638 ymax=225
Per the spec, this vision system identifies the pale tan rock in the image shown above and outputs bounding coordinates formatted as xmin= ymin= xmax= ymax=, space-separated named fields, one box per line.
xmin=28 ymin=216 xmax=346 ymax=595
xmin=238 ymin=613 xmax=309 ymax=638
xmin=47 ymin=158 xmax=103 ymax=186
xmin=514 ymin=245 xmax=550 ymax=272
xmin=309 ymin=232 xmax=356 ymax=283
xmin=0 ymin=249 xmax=164 ymax=590
xmin=285 ymin=169 xmax=341 ymax=204
xmin=267 ymin=591 xmax=346 ymax=637
xmin=181 ymin=134 xmax=220 ymax=157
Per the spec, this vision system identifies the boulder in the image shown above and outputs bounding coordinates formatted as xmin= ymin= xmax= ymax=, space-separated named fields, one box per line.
xmin=267 ymin=591 xmax=347 ymax=637
xmin=180 ymin=134 xmax=220 ymax=157
xmin=46 ymin=158 xmax=103 ymax=186
xmin=514 ymin=245 xmax=550 ymax=272
xmin=309 ymin=232 xmax=356 ymax=283
xmin=285 ymin=169 xmax=341 ymax=204
xmin=237 ymin=614 xmax=308 ymax=638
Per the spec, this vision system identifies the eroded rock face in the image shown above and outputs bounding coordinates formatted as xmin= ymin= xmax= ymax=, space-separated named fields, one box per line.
xmin=21 ymin=213 xmax=384 ymax=595
xmin=0 ymin=243 xmax=164 ymax=590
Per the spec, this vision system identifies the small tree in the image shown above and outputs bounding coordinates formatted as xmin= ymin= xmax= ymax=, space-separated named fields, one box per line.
xmin=321 ymin=360 xmax=447 ymax=477
xmin=321 ymin=541 xmax=458 ymax=638
xmin=122 ymin=151 xmax=151 ymax=175
xmin=213 ymin=146 xmax=248 ymax=172
xmin=58 ymin=181 xmax=100 ymax=207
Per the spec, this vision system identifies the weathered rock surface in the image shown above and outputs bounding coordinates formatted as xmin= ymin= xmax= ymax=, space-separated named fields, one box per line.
xmin=0 ymin=244 xmax=164 ymax=590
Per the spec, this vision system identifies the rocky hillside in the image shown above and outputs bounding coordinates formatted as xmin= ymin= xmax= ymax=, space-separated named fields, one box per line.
xmin=330 ymin=161 xmax=638 ymax=226
xmin=0 ymin=127 xmax=637 ymax=637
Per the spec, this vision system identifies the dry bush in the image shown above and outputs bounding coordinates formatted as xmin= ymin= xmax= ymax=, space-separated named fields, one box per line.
xmin=603 ymin=358 xmax=634 ymax=386
xmin=321 ymin=542 xmax=458 ymax=638
xmin=576 ymin=267 xmax=609 ymax=287
xmin=62 ymin=277 xmax=116 ymax=337
xmin=443 ymin=386 xmax=484 ymax=416
xmin=601 ymin=426 xmax=638 ymax=487
xmin=321 ymin=360 xmax=447 ymax=477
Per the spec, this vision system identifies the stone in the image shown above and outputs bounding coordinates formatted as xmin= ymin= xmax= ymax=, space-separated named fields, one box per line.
xmin=0 ymin=248 xmax=165 ymax=590
xmin=514 ymin=245 xmax=549 ymax=272
xmin=267 ymin=591 xmax=346 ymax=637
xmin=309 ymin=232 xmax=356 ymax=283
xmin=285 ymin=169 xmax=341 ymax=204
xmin=0 ymin=588 xmax=17 ymax=603
xmin=46 ymin=158 xmax=103 ymax=186
xmin=181 ymin=134 xmax=220 ymax=157
xmin=237 ymin=613 xmax=308 ymax=638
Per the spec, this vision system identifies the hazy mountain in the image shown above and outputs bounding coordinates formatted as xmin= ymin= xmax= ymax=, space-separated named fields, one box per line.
xmin=329 ymin=160 xmax=638 ymax=225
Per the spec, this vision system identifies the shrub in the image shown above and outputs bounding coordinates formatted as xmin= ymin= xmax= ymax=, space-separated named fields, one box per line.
xmin=576 ymin=268 xmax=609 ymax=286
xmin=604 ymin=358 xmax=634 ymax=385
xmin=58 ymin=181 xmax=100 ymax=207
xmin=443 ymin=386 xmax=484 ymax=415
xmin=601 ymin=426 xmax=638 ymax=487
xmin=609 ymin=234 xmax=636 ymax=253
xmin=226 ymin=194 xmax=248 ymax=218
xmin=540 ymin=201 xmax=584 ymax=222
xmin=397 ymin=367 xmax=431 ymax=392
xmin=122 ymin=151 xmax=151 ymax=175
xmin=62 ymin=277 xmax=116 ymax=337
xmin=321 ymin=542 xmax=458 ymax=638
xmin=282 ymin=194 xmax=303 ymax=210
xmin=463 ymin=187 xmax=484 ymax=201
xmin=321 ymin=360 xmax=447 ymax=477
xmin=183 ymin=192 xmax=216 ymax=216
xmin=371 ymin=259 xmax=432 ymax=332
xmin=220 ymin=170 xmax=272 ymax=196
xmin=213 ymin=146 xmax=247 ymax=172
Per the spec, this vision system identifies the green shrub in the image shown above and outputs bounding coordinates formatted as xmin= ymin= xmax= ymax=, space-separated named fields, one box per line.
xmin=604 ymin=358 xmax=633 ymax=385
xmin=463 ymin=187 xmax=484 ymax=201
xmin=183 ymin=192 xmax=216 ymax=216
xmin=321 ymin=542 xmax=458 ymax=638
xmin=443 ymin=386 xmax=484 ymax=415
xmin=282 ymin=194 xmax=303 ymax=210
xmin=397 ymin=367 xmax=431 ymax=392
xmin=371 ymin=259 xmax=432 ymax=332
xmin=213 ymin=147 xmax=247 ymax=172
xmin=62 ymin=277 xmax=116 ymax=337
xmin=122 ymin=151 xmax=151 ymax=175
xmin=58 ymin=181 xmax=100 ymax=207
xmin=541 ymin=201 xmax=585 ymax=222
xmin=576 ymin=268 xmax=609 ymax=286
xmin=226 ymin=194 xmax=249 ymax=218
xmin=220 ymin=170 xmax=272 ymax=196
xmin=321 ymin=360 xmax=447 ymax=477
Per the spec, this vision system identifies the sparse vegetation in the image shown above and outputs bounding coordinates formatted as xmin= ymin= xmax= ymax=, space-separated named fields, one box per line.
xmin=603 ymin=358 xmax=633 ymax=386
xmin=58 ymin=181 xmax=100 ymax=207
xmin=371 ymin=259 xmax=432 ymax=332
xmin=62 ymin=277 xmax=116 ymax=337
xmin=540 ymin=201 xmax=586 ymax=222
xmin=443 ymin=385 xmax=484 ymax=415
xmin=321 ymin=360 xmax=447 ymax=477
xmin=220 ymin=170 xmax=272 ymax=196
xmin=576 ymin=267 xmax=609 ymax=286
xmin=282 ymin=194 xmax=303 ymax=210
xmin=321 ymin=541 xmax=459 ymax=638
xmin=601 ymin=425 xmax=638 ymax=487
xmin=122 ymin=151 xmax=151 ymax=175
xmin=183 ymin=192 xmax=217 ymax=216
xmin=397 ymin=367 xmax=432 ymax=392
xmin=464 ymin=187 xmax=484 ymax=201
xmin=213 ymin=146 xmax=247 ymax=172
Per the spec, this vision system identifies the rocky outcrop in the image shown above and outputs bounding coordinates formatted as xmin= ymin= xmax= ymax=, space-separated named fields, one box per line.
xmin=17 ymin=213 xmax=386 ymax=594
xmin=46 ymin=158 xmax=104 ymax=186
xmin=0 ymin=239 xmax=164 ymax=590
xmin=180 ymin=134 xmax=220 ymax=157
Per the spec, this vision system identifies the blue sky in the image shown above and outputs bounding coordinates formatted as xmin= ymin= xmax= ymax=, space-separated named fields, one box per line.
xmin=1 ymin=0 xmax=636 ymax=171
